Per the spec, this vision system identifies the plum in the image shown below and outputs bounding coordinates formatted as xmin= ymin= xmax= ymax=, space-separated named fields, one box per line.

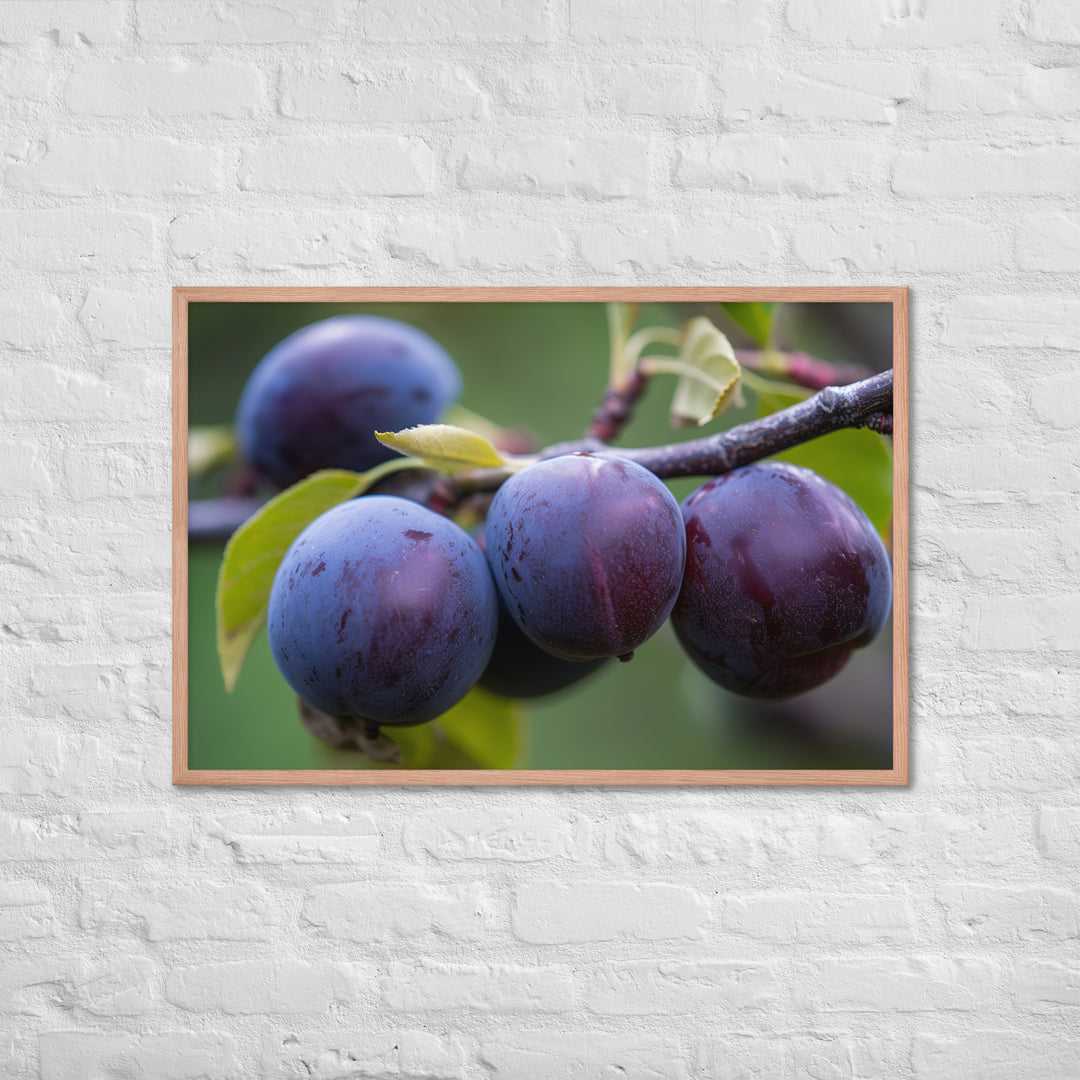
xmin=671 ymin=461 xmax=892 ymax=699
xmin=485 ymin=453 xmax=686 ymax=661
xmin=267 ymin=495 xmax=496 ymax=726
xmin=237 ymin=315 xmax=461 ymax=489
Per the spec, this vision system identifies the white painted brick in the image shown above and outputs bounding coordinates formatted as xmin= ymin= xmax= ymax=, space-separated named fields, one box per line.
xmin=62 ymin=442 xmax=169 ymax=501
xmin=820 ymin=811 xmax=1027 ymax=867
xmin=788 ymin=0 xmax=997 ymax=46
xmin=80 ymin=880 xmax=279 ymax=940
xmin=927 ymin=64 xmax=1080 ymax=117
xmin=914 ymin=1032 xmax=1080 ymax=1079
xmin=404 ymin=808 xmax=589 ymax=861
xmin=5 ymin=135 xmax=229 ymax=196
xmin=721 ymin=891 xmax=915 ymax=944
xmin=577 ymin=215 xmax=673 ymax=276
xmin=1012 ymin=959 xmax=1080 ymax=1013
xmin=359 ymin=0 xmax=553 ymax=41
xmin=960 ymin=738 xmax=1080 ymax=790
xmin=894 ymin=144 xmax=1080 ymax=197
xmin=39 ymin=1032 xmax=242 ymax=1080
xmin=791 ymin=215 xmax=1004 ymax=273
xmin=1017 ymin=212 xmax=1080 ymax=271
xmin=382 ymin=961 xmax=574 ymax=1012
xmin=794 ymin=957 xmax=998 ymax=1012
xmin=586 ymin=960 xmax=777 ymax=1015
xmin=65 ymin=58 xmax=263 ymax=117
xmin=721 ymin=60 xmax=915 ymax=123
xmin=71 ymin=955 xmax=157 ymax=1016
xmin=388 ymin=213 xmax=567 ymax=272
xmin=135 ymin=0 xmax=337 ymax=43
xmin=0 ymin=731 xmax=96 ymax=795
xmin=201 ymin=807 xmax=379 ymax=865
xmin=303 ymin=882 xmax=492 ymax=941
xmin=605 ymin=810 xmax=808 ymax=866
xmin=697 ymin=1033 xmax=888 ymax=1079
xmin=0 ymin=881 xmax=55 ymax=941
xmin=77 ymin=288 xmax=170 ymax=348
xmin=166 ymin=959 xmax=364 ymax=1014
xmin=262 ymin=1030 xmax=467 ymax=1079
xmin=0 ymin=1 xmax=125 ymax=44
xmin=480 ymin=1031 xmax=690 ymax=1079
xmin=963 ymin=594 xmax=1080 ymax=651
xmin=1039 ymin=806 xmax=1080 ymax=860
xmin=1022 ymin=0 xmax=1080 ymax=45
xmin=0 ymin=54 xmax=52 ymax=101
xmin=674 ymin=136 xmax=885 ymax=196
xmin=938 ymin=884 xmax=1080 ymax=941
xmin=494 ymin=63 xmax=587 ymax=114
xmin=571 ymin=0 xmax=765 ymax=44
xmin=0 ymin=211 xmax=155 ymax=273
xmin=0 ymin=291 xmax=62 ymax=350
xmin=669 ymin=215 xmax=781 ymax=271
xmin=280 ymin=60 xmax=485 ymax=122
xmin=607 ymin=64 xmax=708 ymax=116
xmin=452 ymin=136 xmax=650 ymax=198
xmin=513 ymin=882 xmax=708 ymax=943
xmin=171 ymin=210 xmax=372 ymax=273
xmin=943 ymin=295 xmax=1080 ymax=349
xmin=240 ymin=136 xmax=433 ymax=195
xmin=0 ymin=810 xmax=180 ymax=862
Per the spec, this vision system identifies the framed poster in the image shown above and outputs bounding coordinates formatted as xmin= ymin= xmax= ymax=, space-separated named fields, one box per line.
xmin=173 ymin=287 xmax=907 ymax=785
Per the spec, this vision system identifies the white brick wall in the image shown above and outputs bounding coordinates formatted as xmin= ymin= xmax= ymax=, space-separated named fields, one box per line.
xmin=1 ymin=1 xmax=1078 ymax=1076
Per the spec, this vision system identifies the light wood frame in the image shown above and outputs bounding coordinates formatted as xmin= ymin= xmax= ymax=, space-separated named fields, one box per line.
xmin=173 ymin=286 xmax=908 ymax=786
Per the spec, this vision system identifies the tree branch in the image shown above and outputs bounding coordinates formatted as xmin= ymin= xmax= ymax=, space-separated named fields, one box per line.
xmin=544 ymin=369 xmax=893 ymax=480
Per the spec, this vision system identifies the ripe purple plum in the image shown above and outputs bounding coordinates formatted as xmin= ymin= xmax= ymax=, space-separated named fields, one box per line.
xmin=237 ymin=315 xmax=461 ymax=489
xmin=267 ymin=496 xmax=496 ymax=726
xmin=485 ymin=453 xmax=686 ymax=661
xmin=672 ymin=461 xmax=892 ymax=699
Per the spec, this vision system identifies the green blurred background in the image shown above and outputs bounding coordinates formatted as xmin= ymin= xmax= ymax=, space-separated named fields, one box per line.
xmin=188 ymin=300 xmax=894 ymax=772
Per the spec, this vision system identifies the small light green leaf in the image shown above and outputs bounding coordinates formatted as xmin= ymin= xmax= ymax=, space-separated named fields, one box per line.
xmin=188 ymin=425 xmax=236 ymax=477
xmin=436 ymin=687 xmax=524 ymax=770
xmin=382 ymin=723 xmax=437 ymax=768
xmin=216 ymin=461 xmax=420 ymax=692
xmin=663 ymin=317 xmax=742 ymax=428
xmin=607 ymin=302 xmax=642 ymax=387
xmin=376 ymin=424 xmax=507 ymax=473
xmin=719 ymin=301 xmax=778 ymax=347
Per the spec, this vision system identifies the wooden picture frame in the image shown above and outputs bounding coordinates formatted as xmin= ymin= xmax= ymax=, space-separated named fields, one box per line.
xmin=173 ymin=286 xmax=908 ymax=786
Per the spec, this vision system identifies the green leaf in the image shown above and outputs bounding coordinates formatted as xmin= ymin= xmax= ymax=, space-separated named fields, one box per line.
xmin=376 ymin=424 xmax=507 ymax=473
xmin=382 ymin=723 xmax=437 ymax=768
xmin=719 ymin=301 xmax=778 ymax=347
xmin=436 ymin=687 xmax=524 ymax=769
xmin=674 ymin=318 xmax=742 ymax=427
xmin=188 ymin=425 xmax=236 ymax=477
xmin=756 ymin=386 xmax=893 ymax=537
xmin=607 ymin=301 xmax=642 ymax=387
xmin=216 ymin=462 xmax=418 ymax=692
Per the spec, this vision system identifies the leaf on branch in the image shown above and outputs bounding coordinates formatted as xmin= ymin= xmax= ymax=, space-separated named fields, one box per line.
xmin=607 ymin=301 xmax=642 ymax=388
xmin=216 ymin=462 xmax=419 ymax=692
xmin=436 ymin=687 xmax=524 ymax=769
xmin=719 ymin=301 xmax=777 ymax=347
xmin=188 ymin=425 xmax=236 ymax=477
xmin=666 ymin=317 xmax=742 ymax=428
xmin=376 ymin=423 xmax=508 ymax=473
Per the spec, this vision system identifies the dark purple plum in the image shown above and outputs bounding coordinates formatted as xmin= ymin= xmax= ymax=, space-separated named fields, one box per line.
xmin=472 ymin=527 xmax=608 ymax=699
xmin=480 ymin=587 xmax=610 ymax=699
xmin=485 ymin=453 xmax=686 ymax=661
xmin=267 ymin=495 xmax=496 ymax=726
xmin=671 ymin=461 xmax=892 ymax=700
xmin=237 ymin=315 xmax=461 ymax=489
